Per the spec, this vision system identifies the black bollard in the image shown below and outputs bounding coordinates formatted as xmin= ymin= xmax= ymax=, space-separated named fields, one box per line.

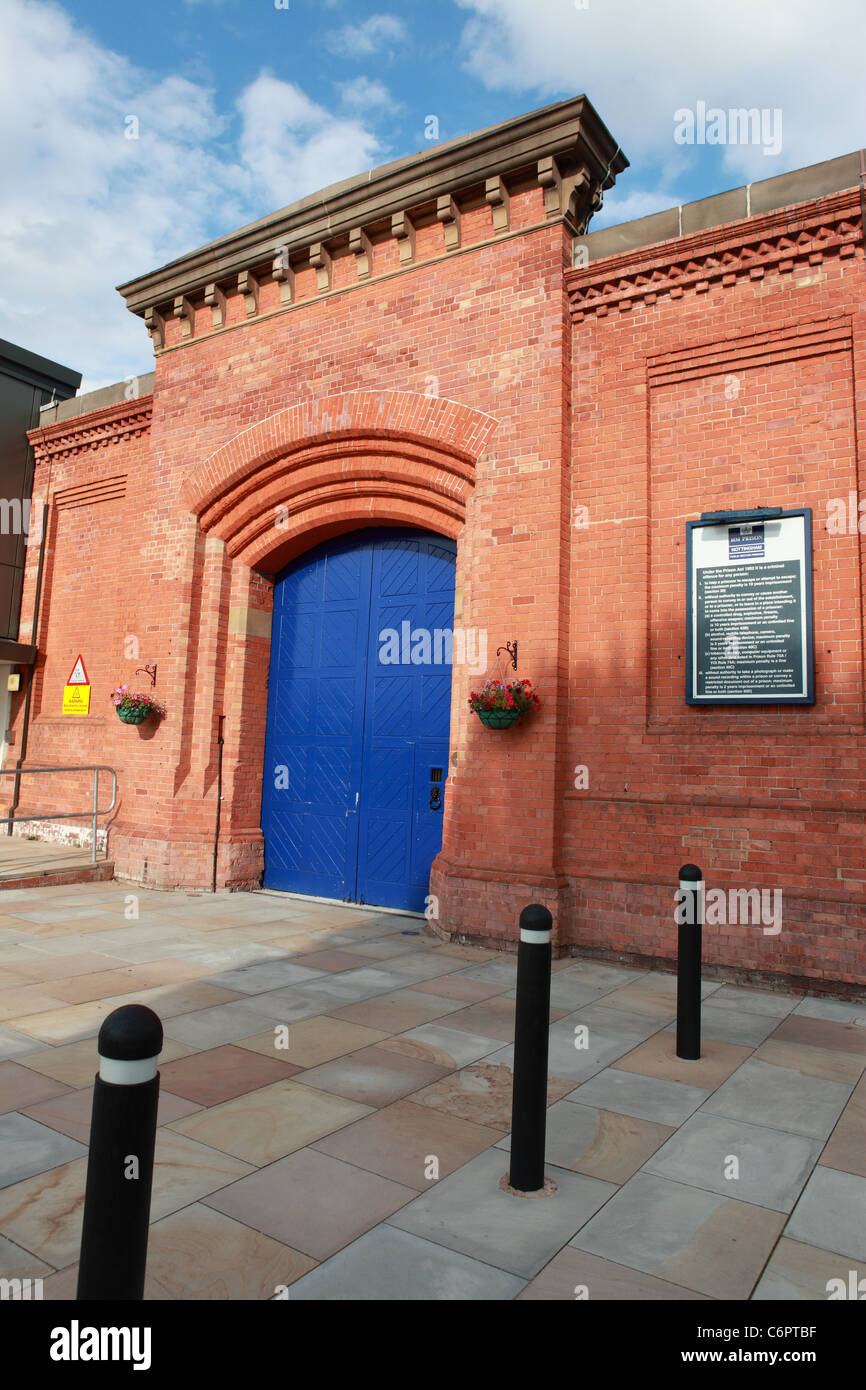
xmin=508 ymin=903 xmax=553 ymax=1193
xmin=77 ymin=1004 xmax=163 ymax=1301
xmin=676 ymin=863 xmax=703 ymax=1060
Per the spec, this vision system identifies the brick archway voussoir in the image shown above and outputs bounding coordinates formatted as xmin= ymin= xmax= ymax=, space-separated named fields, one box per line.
xmin=183 ymin=389 xmax=498 ymax=519
xmin=239 ymin=496 xmax=462 ymax=572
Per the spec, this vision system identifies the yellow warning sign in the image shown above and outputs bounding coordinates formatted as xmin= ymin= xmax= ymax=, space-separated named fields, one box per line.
xmin=62 ymin=684 xmax=91 ymax=716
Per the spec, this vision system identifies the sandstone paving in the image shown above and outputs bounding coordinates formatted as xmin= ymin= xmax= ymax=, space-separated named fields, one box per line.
xmin=752 ymin=1236 xmax=866 ymax=1300
xmin=570 ymin=1172 xmax=787 ymax=1300
xmin=497 ymin=1100 xmax=676 ymax=1185
xmin=233 ymin=1017 xmax=389 ymax=1068
xmin=0 ymin=879 xmax=861 ymax=1301
xmin=286 ymin=1224 xmax=524 ymax=1301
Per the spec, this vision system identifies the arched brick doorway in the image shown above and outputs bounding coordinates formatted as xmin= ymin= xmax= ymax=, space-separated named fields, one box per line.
xmin=180 ymin=390 xmax=498 ymax=893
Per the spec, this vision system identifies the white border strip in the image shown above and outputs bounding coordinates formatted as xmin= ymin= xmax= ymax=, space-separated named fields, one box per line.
xmin=99 ymin=1055 xmax=159 ymax=1084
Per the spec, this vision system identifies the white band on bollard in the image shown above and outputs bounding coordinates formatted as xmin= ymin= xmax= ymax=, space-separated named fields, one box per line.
xmin=520 ymin=928 xmax=551 ymax=944
xmin=99 ymin=1054 xmax=159 ymax=1085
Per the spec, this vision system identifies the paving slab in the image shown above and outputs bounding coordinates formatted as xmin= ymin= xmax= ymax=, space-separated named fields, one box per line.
xmin=793 ymin=997 xmax=866 ymax=1026
xmin=289 ymin=949 xmax=383 ymax=974
xmin=286 ymin=1224 xmax=525 ymax=1301
xmin=23 ymin=1083 xmax=202 ymax=1142
xmin=329 ymin=988 xmax=468 ymax=1033
xmin=407 ymin=975 xmax=507 ymax=1003
xmin=205 ymin=1148 xmax=417 ymax=1261
xmin=433 ymin=996 xmax=522 ymax=1042
xmin=752 ymin=1236 xmax=866 ymax=1300
xmin=203 ymin=961 xmax=329 ymax=993
xmin=565 ymin=1067 xmax=709 ymax=1127
xmin=754 ymin=1037 xmax=865 ymax=1085
xmin=454 ymin=960 xmax=518 ymax=987
xmin=291 ymin=967 xmax=413 ymax=1005
xmin=0 ymin=1025 xmax=51 ymax=1062
xmin=769 ymin=1013 xmax=866 ymax=1061
xmin=517 ymin=1246 xmax=709 ymax=1300
xmin=591 ymin=980 xmax=680 ymax=1021
xmin=166 ymin=1080 xmax=372 ymax=1165
xmin=13 ymin=1035 xmax=195 ymax=1089
xmin=668 ymin=1003 xmax=782 ymax=1048
xmin=412 ymin=1060 xmax=573 ymax=1131
xmin=567 ymin=1000 xmax=668 ymax=1043
xmin=783 ymin=1166 xmax=866 ymax=1262
xmin=642 ymin=1111 xmax=822 ymax=1211
xmin=706 ymin=985 xmax=800 ymax=1019
xmin=158 ymin=1044 xmax=303 ymax=1105
xmin=0 ymin=1112 xmax=87 ymax=1189
xmin=378 ymin=1022 xmax=504 ymax=1069
xmin=0 ymin=1060 xmax=72 ymax=1114
xmin=486 ymin=1002 xmax=663 ymax=1085
xmin=497 ymin=1100 xmax=675 ymax=1184
xmin=0 ymin=1157 xmax=88 ymax=1267
xmin=380 ymin=954 xmax=470 ymax=982
xmin=233 ymin=1017 xmax=389 ymax=1068
xmin=163 ymin=1000 xmax=311 ymax=1049
xmin=388 ymin=1148 xmax=617 ymax=1279
xmin=549 ymin=962 xmax=647 ymax=993
xmin=310 ymin=1098 xmax=501 ymax=1188
xmin=820 ymin=1071 xmax=866 ymax=1177
xmin=701 ymin=1058 xmax=852 ymax=1140
xmin=570 ymin=1171 xmax=786 ymax=1299
xmin=143 ymin=1203 xmax=316 ymax=1301
xmin=0 ymin=1232 xmax=54 ymax=1282
xmin=612 ymin=1032 xmax=754 ymax=1089
xmin=297 ymin=1044 xmax=450 ymax=1108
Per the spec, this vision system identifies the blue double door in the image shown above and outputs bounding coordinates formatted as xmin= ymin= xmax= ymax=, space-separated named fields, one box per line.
xmin=261 ymin=528 xmax=456 ymax=910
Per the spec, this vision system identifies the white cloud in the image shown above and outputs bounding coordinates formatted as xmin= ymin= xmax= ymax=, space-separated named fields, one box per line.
xmin=455 ymin=0 xmax=866 ymax=186
xmin=238 ymin=74 xmax=384 ymax=207
xmin=0 ymin=0 xmax=382 ymax=391
xmin=338 ymin=76 xmax=394 ymax=113
xmin=325 ymin=13 xmax=407 ymax=58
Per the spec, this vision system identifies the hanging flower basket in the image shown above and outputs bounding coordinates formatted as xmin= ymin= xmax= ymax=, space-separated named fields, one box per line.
xmin=468 ymin=679 xmax=540 ymax=730
xmin=110 ymin=685 xmax=165 ymax=725
xmin=476 ymin=707 xmax=523 ymax=729
xmin=116 ymin=705 xmax=150 ymax=725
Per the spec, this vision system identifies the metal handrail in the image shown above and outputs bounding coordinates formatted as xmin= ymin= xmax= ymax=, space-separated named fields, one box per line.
xmin=1 ymin=765 xmax=118 ymax=865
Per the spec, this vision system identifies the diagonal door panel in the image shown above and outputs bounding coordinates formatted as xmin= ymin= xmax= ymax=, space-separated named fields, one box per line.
xmin=356 ymin=533 xmax=456 ymax=910
xmin=262 ymin=527 xmax=455 ymax=909
xmin=262 ymin=535 xmax=371 ymax=899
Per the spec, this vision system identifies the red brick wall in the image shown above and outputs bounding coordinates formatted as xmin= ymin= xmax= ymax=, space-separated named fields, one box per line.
xmin=562 ymin=193 xmax=866 ymax=986
xmin=14 ymin=179 xmax=866 ymax=990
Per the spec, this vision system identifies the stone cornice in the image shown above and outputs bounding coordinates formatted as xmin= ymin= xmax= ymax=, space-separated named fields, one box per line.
xmin=566 ymin=188 xmax=862 ymax=319
xmin=27 ymin=394 xmax=153 ymax=463
xmin=117 ymin=96 xmax=627 ymax=341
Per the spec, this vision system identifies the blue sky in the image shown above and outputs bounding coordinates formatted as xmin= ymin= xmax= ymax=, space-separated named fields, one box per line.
xmin=2 ymin=0 xmax=864 ymax=389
